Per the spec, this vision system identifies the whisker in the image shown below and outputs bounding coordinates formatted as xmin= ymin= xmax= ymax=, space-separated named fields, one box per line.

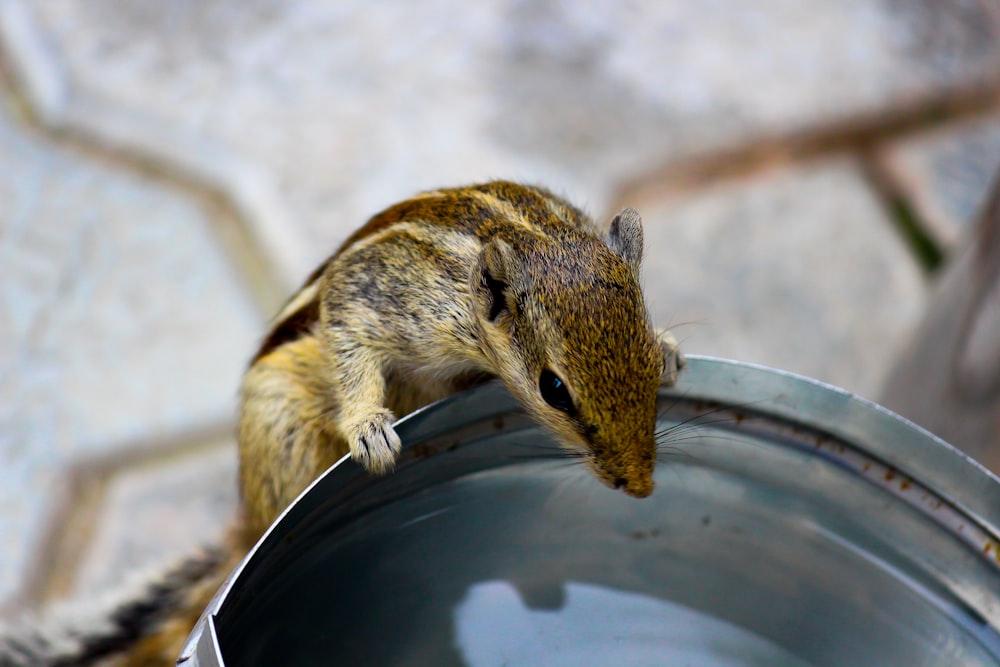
xmin=505 ymin=453 xmax=586 ymax=463
xmin=655 ymin=418 xmax=742 ymax=441
xmin=516 ymin=446 xmax=587 ymax=456
xmin=661 ymin=433 xmax=748 ymax=447
xmin=655 ymin=434 xmax=752 ymax=467
xmin=669 ymin=333 xmax=696 ymax=350
xmin=659 ymin=318 xmax=710 ymax=332
xmin=657 ymin=405 xmax=732 ymax=434
xmin=658 ymin=423 xmax=752 ymax=446
xmin=504 ymin=441 xmax=589 ymax=463
xmin=656 ymin=451 xmax=700 ymax=466
xmin=655 ymin=396 xmax=770 ymax=439
xmin=653 ymin=457 xmax=688 ymax=483
xmin=656 ymin=416 xmax=736 ymax=441
xmin=656 ymin=386 xmax=693 ymax=420
xmin=656 ymin=444 xmax=695 ymax=457
xmin=548 ymin=466 xmax=597 ymax=505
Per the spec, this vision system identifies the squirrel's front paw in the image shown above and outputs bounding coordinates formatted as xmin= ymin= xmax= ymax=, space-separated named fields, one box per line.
xmin=659 ymin=330 xmax=686 ymax=388
xmin=346 ymin=410 xmax=401 ymax=474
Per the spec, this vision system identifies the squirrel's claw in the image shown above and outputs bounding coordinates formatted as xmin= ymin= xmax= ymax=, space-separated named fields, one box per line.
xmin=658 ymin=330 xmax=686 ymax=388
xmin=347 ymin=410 xmax=402 ymax=474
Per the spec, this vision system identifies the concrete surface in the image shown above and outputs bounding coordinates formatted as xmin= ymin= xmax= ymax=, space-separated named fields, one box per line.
xmin=0 ymin=83 xmax=257 ymax=604
xmin=1 ymin=0 xmax=999 ymax=614
xmin=15 ymin=0 xmax=1000 ymax=275
xmin=639 ymin=158 xmax=924 ymax=398
xmin=876 ymin=113 xmax=1000 ymax=249
xmin=73 ymin=442 xmax=238 ymax=597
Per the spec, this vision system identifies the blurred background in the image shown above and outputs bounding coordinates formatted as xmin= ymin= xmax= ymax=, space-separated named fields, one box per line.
xmin=1 ymin=0 xmax=999 ymax=615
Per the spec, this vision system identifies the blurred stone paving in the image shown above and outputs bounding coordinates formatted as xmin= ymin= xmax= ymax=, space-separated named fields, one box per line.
xmin=0 ymin=0 xmax=999 ymax=615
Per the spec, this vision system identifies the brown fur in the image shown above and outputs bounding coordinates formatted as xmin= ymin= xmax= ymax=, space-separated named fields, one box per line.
xmin=100 ymin=181 xmax=683 ymax=666
xmin=239 ymin=180 xmax=682 ymax=538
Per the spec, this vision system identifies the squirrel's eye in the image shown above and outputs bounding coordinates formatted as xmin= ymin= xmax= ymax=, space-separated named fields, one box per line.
xmin=539 ymin=369 xmax=574 ymax=414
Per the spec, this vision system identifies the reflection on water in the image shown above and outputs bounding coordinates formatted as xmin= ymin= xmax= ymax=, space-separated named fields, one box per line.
xmin=454 ymin=580 xmax=813 ymax=667
xmin=218 ymin=461 xmax=1000 ymax=666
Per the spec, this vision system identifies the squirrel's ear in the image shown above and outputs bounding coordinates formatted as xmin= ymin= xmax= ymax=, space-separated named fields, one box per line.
xmin=474 ymin=239 xmax=529 ymax=322
xmin=607 ymin=208 xmax=644 ymax=276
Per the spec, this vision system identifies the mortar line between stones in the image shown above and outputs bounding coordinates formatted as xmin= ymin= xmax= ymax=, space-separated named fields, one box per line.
xmin=8 ymin=471 xmax=106 ymax=614
xmin=14 ymin=423 xmax=239 ymax=610
xmin=0 ymin=0 xmax=293 ymax=314
xmin=4 ymin=0 xmax=999 ymax=302
xmin=0 ymin=52 xmax=262 ymax=611
xmin=860 ymin=153 xmax=945 ymax=274
xmin=0 ymin=73 xmax=286 ymax=320
xmin=2 ymin=0 xmax=998 ymax=613
xmin=611 ymin=85 xmax=1000 ymax=214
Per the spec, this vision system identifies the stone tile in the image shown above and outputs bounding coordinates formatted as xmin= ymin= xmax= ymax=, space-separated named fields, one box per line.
xmin=875 ymin=113 xmax=1000 ymax=250
xmin=637 ymin=158 xmax=925 ymax=399
xmin=15 ymin=0 xmax=1000 ymax=278
xmin=72 ymin=443 xmax=239 ymax=596
xmin=0 ymin=88 xmax=259 ymax=603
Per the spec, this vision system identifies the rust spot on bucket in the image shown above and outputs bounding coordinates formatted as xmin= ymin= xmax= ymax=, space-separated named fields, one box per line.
xmin=631 ymin=528 xmax=660 ymax=540
xmin=413 ymin=444 xmax=435 ymax=459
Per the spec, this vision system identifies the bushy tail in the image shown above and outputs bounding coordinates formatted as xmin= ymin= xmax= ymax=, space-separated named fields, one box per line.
xmin=0 ymin=546 xmax=228 ymax=667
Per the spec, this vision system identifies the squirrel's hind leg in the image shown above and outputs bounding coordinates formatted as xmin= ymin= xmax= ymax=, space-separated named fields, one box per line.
xmin=238 ymin=335 xmax=348 ymax=539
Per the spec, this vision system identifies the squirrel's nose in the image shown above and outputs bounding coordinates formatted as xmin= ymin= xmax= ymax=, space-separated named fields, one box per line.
xmin=616 ymin=475 xmax=654 ymax=498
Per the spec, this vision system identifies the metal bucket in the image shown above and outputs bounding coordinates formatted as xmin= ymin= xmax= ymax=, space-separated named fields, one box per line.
xmin=179 ymin=357 xmax=1000 ymax=666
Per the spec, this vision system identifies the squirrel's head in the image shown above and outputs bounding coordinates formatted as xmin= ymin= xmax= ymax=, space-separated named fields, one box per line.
xmin=471 ymin=208 xmax=669 ymax=498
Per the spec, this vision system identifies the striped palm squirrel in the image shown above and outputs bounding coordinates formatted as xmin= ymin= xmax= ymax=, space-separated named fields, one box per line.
xmin=1 ymin=181 xmax=683 ymax=666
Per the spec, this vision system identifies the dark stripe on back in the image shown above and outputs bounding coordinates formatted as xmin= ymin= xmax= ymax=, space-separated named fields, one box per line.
xmin=470 ymin=181 xmax=588 ymax=229
xmin=248 ymin=255 xmax=332 ymax=364
xmin=334 ymin=199 xmax=432 ymax=256
xmin=250 ymin=182 xmax=580 ymax=364
xmin=251 ymin=296 xmax=321 ymax=364
xmin=247 ymin=198 xmax=435 ymax=365
xmin=251 ymin=193 xmax=486 ymax=364
xmin=334 ymin=192 xmax=507 ymax=255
